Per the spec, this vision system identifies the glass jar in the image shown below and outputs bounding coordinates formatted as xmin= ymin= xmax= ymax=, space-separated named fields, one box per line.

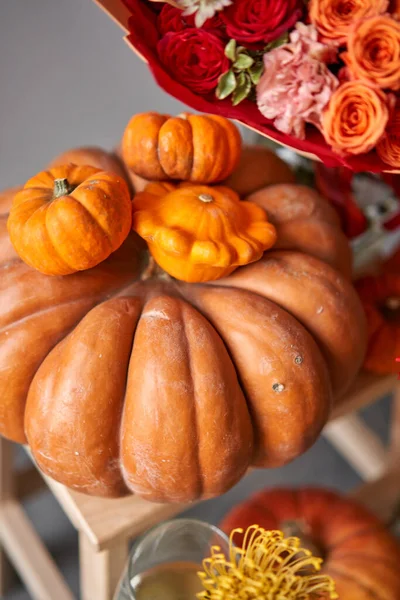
xmin=114 ymin=519 xmax=230 ymax=600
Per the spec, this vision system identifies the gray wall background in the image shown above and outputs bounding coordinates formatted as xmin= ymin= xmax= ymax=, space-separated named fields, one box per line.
xmin=0 ymin=0 xmax=189 ymax=188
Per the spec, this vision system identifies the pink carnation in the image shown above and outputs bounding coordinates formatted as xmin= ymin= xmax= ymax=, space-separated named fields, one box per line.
xmin=256 ymin=24 xmax=339 ymax=139
xmin=289 ymin=22 xmax=337 ymax=64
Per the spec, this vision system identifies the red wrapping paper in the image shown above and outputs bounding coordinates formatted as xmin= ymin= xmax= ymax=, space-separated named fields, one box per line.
xmin=119 ymin=0 xmax=399 ymax=174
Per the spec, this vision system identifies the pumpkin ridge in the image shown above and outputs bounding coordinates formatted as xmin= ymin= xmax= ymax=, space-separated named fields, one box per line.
xmin=324 ymin=522 xmax=387 ymax=553
xmin=180 ymin=283 xmax=250 ymax=407
xmin=25 ymin=297 xmax=141 ymax=496
xmin=187 ymin=116 xmax=220 ymax=183
xmin=329 ymin=547 xmax=400 ymax=571
xmin=17 ymin=202 xmax=72 ymax=272
xmin=156 ymin=123 xmax=170 ymax=180
xmin=221 ymin=209 xmax=266 ymax=266
xmin=185 ymin=115 xmax=199 ymax=182
xmin=326 ymin=566 xmax=384 ymax=600
xmin=0 ymin=249 xmax=142 ymax=338
xmin=45 ymin=197 xmax=114 ymax=270
xmin=220 ymin=250 xmax=366 ymax=395
xmin=24 ymin=169 xmax=55 ymax=189
xmin=183 ymin=116 xmax=195 ymax=180
xmin=63 ymin=175 xmax=126 ymax=244
xmin=0 ymin=297 xmax=104 ymax=444
xmin=67 ymin=189 xmax=115 ymax=245
xmin=0 ymin=295 xmax=105 ymax=337
xmin=296 ymin=487 xmax=347 ymax=550
xmin=180 ymin=303 xmax=203 ymax=498
xmin=162 ymin=115 xmax=195 ymax=180
xmin=181 ymin=284 xmax=332 ymax=466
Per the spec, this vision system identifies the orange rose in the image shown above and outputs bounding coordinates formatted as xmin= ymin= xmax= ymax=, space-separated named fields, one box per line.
xmin=322 ymin=82 xmax=389 ymax=155
xmin=343 ymin=16 xmax=400 ymax=90
xmin=377 ymin=101 xmax=400 ymax=167
xmin=309 ymin=0 xmax=388 ymax=45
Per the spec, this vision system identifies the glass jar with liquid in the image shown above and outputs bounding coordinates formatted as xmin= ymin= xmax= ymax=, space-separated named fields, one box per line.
xmin=114 ymin=519 xmax=230 ymax=600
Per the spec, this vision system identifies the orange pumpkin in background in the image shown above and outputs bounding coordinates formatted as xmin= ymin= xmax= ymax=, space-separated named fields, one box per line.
xmin=220 ymin=487 xmax=400 ymax=600
xmin=48 ymin=145 xmax=131 ymax=188
xmin=132 ymin=182 xmax=277 ymax=282
xmin=0 ymin=179 xmax=366 ymax=502
xmin=0 ymin=186 xmax=21 ymax=264
xmin=121 ymin=112 xmax=242 ymax=183
xmin=383 ymin=247 xmax=400 ymax=274
xmin=247 ymin=184 xmax=353 ymax=279
xmin=7 ymin=164 xmax=132 ymax=275
xmin=223 ymin=145 xmax=296 ymax=197
xmin=356 ymin=273 xmax=400 ymax=374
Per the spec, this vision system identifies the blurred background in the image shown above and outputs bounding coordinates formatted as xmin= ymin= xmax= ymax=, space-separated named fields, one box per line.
xmin=0 ymin=1 xmax=392 ymax=598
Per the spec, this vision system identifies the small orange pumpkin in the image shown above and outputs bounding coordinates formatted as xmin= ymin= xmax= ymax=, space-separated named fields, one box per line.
xmin=7 ymin=164 xmax=132 ymax=276
xmin=117 ymin=143 xmax=296 ymax=196
xmin=356 ymin=273 xmax=400 ymax=374
xmin=122 ymin=112 xmax=242 ymax=183
xmin=132 ymin=182 xmax=277 ymax=282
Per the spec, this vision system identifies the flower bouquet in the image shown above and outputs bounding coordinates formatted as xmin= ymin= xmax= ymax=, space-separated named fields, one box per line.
xmin=95 ymin=0 xmax=400 ymax=173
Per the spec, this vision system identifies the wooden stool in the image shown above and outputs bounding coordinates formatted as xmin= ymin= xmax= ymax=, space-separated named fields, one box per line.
xmin=1 ymin=371 xmax=400 ymax=600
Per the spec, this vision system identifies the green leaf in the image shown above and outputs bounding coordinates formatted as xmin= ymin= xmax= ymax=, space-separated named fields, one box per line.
xmin=265 ymin=32 xmax=289 ymax=52
xmin=232 ymin=72 xmax=252 ymax=106
xmin=249 ymin=62 xmax=264 ymax=85
xmin=216 ymin=70 xmax=237 ymax=100
xmin=233 ymin=54 xmax=254 ymax=70
xmin=236 ymin=72 xmax=246 ymax=87
xmin=224 ymin=39 xmax=237 ymax=62
xmin=237 ymin=46 xmax=247 ymax=55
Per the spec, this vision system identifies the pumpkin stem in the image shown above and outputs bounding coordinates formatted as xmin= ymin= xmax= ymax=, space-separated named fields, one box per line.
xmin=141 ymin=254 xmax=172 ymax=282
xmin=53 ymin=178 xmax=72 ymax=199
xmin=198 ymin=193 xmax=214 ymax=203
xmin=281 ymin=520 xmax=324 ymax=561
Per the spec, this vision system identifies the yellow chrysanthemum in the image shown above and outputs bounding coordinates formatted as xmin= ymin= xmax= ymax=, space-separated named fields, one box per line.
xmin=197 ymin=526 xmax=338 ymax=600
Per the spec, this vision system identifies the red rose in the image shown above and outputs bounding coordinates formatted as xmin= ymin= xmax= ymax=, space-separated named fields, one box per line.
xmin=221 ymin=0 xmax=304 ymax=48
xmin=157 ymin=5 xmax=187 ymax=35
xmin=157 ymin=29 xmax=229 ymax=95
xmin=157 ymin=5 xmax=226 ymax=38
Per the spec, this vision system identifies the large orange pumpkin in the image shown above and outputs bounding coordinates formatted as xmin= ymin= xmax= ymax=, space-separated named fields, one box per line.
xmin=220 ymin=488 xmax=400 ymax=600
xmin=356 ymin=273 xmax=400 ymax=374
xmin=7 ymin=164 xmax=132 ymax=275
xmin=121 ymin=112 xmax=242 ymax=183
xmin=0 ymin=184 xmax=366 ymax=502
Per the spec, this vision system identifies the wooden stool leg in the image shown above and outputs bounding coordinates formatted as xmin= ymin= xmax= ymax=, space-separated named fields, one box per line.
xmin=0 ymin=551 xmax=15 ymax=597
xmin=389 ymin=381 xmax=400 ymax=468
xmin=0 ymin=436 xmax=16 ymax=595
xmin=79 ymin=533 xmax=129 ymax=600
xmin=324 ymin=414 xmax=387 ymax=481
